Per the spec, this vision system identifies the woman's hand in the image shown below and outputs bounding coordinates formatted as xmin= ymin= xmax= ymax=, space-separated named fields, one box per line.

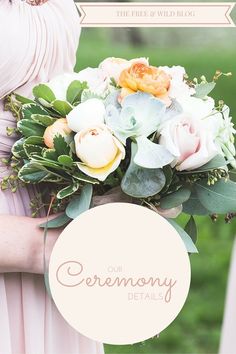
xmin=0 ymin=214 xmax=61 ymax=274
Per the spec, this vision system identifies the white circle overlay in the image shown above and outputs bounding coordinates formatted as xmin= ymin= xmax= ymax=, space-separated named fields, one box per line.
xmin=49 ymin=203 xmax=191 ymax=345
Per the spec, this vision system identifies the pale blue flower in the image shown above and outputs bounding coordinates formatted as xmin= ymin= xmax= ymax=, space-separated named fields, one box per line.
xmin=105 ymin=92 xmax=174 ymax=169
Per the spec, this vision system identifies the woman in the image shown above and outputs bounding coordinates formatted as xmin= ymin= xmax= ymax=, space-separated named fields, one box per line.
xmin=0 ymin=1 xmax=104 ymax=353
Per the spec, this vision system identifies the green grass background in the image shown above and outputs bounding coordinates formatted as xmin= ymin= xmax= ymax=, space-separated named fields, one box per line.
xmin=75 ymin=28 xmax=236 ymax=354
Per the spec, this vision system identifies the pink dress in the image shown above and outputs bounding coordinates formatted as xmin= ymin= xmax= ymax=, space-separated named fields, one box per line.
xmin=0 ymin=1 xmax=104 ymax=353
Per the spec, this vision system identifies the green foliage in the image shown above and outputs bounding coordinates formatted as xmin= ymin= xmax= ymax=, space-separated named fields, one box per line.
xmin=33 ymin=84 xmax=56 ymax=103
xmin=195 ymin=179 xmax=236 ymax=214
xmin=39 ymin=213 xmax=71 ymax=229
xmin=58 ymin=155 xmax=73 ymax=167
xmin=66 ymin=80 xmax=88 ymax=104
xmin=21 ymin=103 xmax=49 ymax=119
xmin=51 ymin=100 xmax=73 ymax=115
xmin=121 ymin=143 xmax=166 ymax=198
xmin=53 ymin=135 xmax=70 ymax=156
xmin=160 ymin=187 xmax=191 ymax=209
xmin=183 ymin=189 xmax=211 ymax=216
xmin=18 ymin=162 xmax=52 ymax=183
xmin=194 ymin=81 xmax=216 ymax=99
xmin=31 ymin=114 xmax=57 ymax=127
xmin=17 ymin=119 xmax=45 ymax=137
xmin=12 ymin=138 xmax=27 ymax=159
xmin=185 ymin=216 xmax=198 ymax=244
xmin=66 ymin=184 xmax=93 ymax=219
xmin=168 ymin=219 xmax=198 ymax=254
xmin=57 ymin=181 xmax=80 ymax=199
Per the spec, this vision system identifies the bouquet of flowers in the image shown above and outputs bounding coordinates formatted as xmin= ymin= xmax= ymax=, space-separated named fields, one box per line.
xmin=3 ymin=57 xmax=236 ymax=253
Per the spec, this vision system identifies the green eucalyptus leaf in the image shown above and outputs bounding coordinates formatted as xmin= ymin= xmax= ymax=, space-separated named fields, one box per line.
xmin=31 ymin=114 xmax=57 ymax=127
xmin=57 ymin=181 xmax=80 ymax=200
xmin=58 ymin=155 xmax=73 ymax=167
xmin=161 ymin=165 xmax=173 ymax=194
xmin=33 ymin=84 xmax=56 ymax=103
xmin=134 ymin=136 xmax=174 ymax=169
xmin=12 ymin=138 xmax=27 ymax=159
xmin=21 ymin=103 xmax=49 ymax=120
xmin=66 ymin=184 xmax=93 ymax=219
xmin=193 ymin=81 xmax=216 ymax=99
xmin=185 ymin=216 xmax=198 ymax=244
xmin=168 ymin=219 xmax=198 ymax=254
xmin=17 ymin=119 xmax=45 ymax=138
xmin=39 ymin=213 xmax=71 ymax=229
xmin=183 ymin=189 xmax=210 ymax=215
xmin=121 ymin=143 xmax=166 ymax=198
xmin=196 ymin=178 xmax=236 ymax=213
xmin=66 ymin=80 xmax=88 ymax=104
xmin=160 ymin=187 xmax=191 ymax=209
xmin=52 ymin=100 xmax=73 ymax=116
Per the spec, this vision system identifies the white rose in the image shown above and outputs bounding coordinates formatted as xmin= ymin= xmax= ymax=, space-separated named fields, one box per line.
xmin=99 ymin=57 xmax=149 ymax=83
xmin=67 ymin=98 xmax=105 ymax=133
xmin=177 ymin=96 xmax=215 ymax=120
xmin=76 ymin=67 xmax=107 ymax=96
xmin=159 ymin=113 xmax=218 ymax=171
xmin=205 ymin=106 xmax=236 ymax=168
xmin=75 ymin=124 xmax=125 ymax=181
xmin=160 ymin=66 xmax=195 ymax=100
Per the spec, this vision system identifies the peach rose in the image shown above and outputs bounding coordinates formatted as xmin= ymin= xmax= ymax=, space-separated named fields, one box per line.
xmin=43 ymin=118 xmax=72 ymax=148
xmin=118 ymin=62 xmax=171 ymax=104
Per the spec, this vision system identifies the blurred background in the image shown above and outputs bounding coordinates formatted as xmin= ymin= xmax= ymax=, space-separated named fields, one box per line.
xmin=74 ymin=1 xmax=236 ymax=352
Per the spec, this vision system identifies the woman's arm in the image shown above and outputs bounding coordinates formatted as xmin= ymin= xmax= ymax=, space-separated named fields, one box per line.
xmin=0 ymin=214 xmax=60 ymax=274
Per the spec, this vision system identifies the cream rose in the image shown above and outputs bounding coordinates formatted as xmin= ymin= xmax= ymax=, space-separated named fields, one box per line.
xmin=75 ymin=124 xmax=125 ymax=181
xmin=66 ymin=98 xmax=105 ymax=133
xmin=43 ymin=118 xmax=72 ymax=149
xmin=99 ymin=57 xmax=149 ymax=83
xmin=159 ymin=113 xmax=218 ymax=171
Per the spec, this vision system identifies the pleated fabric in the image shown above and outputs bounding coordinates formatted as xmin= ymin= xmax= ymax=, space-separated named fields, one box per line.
xmin=0 ymin=1 xmax=104 ymax=353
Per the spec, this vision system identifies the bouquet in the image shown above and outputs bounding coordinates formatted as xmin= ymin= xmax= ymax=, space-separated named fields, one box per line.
xmin=3 ymin=57 xmax=236 ymax=253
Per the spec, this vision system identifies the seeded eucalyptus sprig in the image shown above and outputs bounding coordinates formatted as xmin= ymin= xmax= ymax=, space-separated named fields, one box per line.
xmin=0 ymin=156 xmax=25 ymax=192
xmin=4 ymin=94 xmax=22 ymax=122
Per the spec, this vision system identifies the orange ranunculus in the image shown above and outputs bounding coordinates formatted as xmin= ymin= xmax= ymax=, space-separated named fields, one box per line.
xmin=118 ymin=62 xmax=171 ymax=103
